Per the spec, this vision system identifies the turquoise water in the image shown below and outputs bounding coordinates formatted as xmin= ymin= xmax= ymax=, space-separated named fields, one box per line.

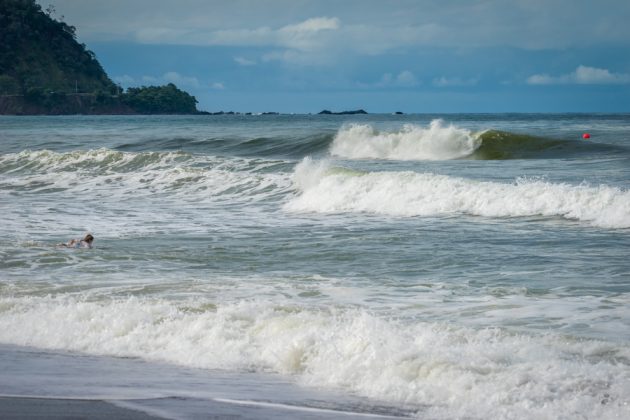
xmin=1 ymin=114 xmax=629 ymax=418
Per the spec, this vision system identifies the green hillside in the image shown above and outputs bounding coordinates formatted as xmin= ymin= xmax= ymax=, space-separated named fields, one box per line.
xmin=0 ymin=0 xmax=116 ymax=95
xmin=0 ymin=0 xmax=199 ymax=114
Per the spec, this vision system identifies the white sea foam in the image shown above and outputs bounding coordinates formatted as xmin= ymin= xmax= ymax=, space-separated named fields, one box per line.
xmin=0 ymin=149 xmax=287 ymax=195
xmin=0 ymin=149 xmax=292 ymax=238
xmin=0 ymin=148 xmax=189 ymax=174
xmin=330 ymin=120 xmax=482 ymax=160
xmin=285 ymin=158 xmax=630 ymax=229
xmin=0 ymin=295 xmax=628 ymax=419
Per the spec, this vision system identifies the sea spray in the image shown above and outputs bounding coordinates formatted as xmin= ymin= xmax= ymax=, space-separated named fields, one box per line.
xmin=330 ymin=120 xmax=483 ymax=160
xmin=291 ymin=156 xmax=332 ymax=192
xmin=285 ymin=158 xmax=630 ymax=229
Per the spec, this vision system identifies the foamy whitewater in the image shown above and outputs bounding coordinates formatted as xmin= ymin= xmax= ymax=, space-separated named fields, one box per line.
xmin=1 ymin=114 xmax=629 ymax=419
xmin=330 ymin=120 xmax=482 ymax=160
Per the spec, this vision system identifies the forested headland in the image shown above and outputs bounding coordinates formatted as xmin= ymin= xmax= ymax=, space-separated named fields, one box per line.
xmin=0 ymin=0 xmax=199 ymax=114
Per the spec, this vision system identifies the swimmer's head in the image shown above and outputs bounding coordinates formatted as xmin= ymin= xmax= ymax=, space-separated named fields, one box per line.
xmin=83 ymin=234 xmax=94 ymax=243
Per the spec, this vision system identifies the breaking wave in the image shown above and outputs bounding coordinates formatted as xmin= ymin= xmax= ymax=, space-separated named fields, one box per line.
xmin=0 ymin=148 xmax=293 ymax=207
xmin=285 ymin=158 xmax=630 ymax=229
xmin=329 ymin=120 xmax=623 ymax=161
xmin=330 ymin=120 xmax=481 ymax=160
xmin=0 ymin=295 xmax=628 ymax=419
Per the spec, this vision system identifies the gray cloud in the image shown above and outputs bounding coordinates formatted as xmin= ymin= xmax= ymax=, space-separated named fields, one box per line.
xmin=114 ymin=72 xmax=201 ymax=88
xmin=234 ymin=57 xmax=257 ymax=66
xmin=527 ymin=66 xmax=630 ymax=85
xmin=357 ymin=71 xmax=420 ymax=89
xmin=41 ymin=0 xmax=630 ymax=51
xmin=433 ymin=77 xmax=479 ymax=87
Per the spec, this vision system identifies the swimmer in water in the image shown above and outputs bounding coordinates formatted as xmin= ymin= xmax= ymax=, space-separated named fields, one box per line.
xmin=60 ymin=234 xmax=94 ymax=249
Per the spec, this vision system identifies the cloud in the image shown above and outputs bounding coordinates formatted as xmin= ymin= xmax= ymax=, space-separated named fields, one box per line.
xmin=433 ymin=76 xmax=478 ymax=87
xmin=527 ymin=65 xmax=630 ymax=85
xmin=280 ymin=16 xmax=340 ymax=33
xmin=162 ymin=71 xmax=201 ymax=88
xmin=123 ymin=15 xmax=444 ymax=66
xmin=358 ymin=70 xmax=420 ymax=89
xmin=165 ymin=16 xmax=340 ymax=52
xmin=114 ymin=72 xmax=201 ymax=88
xmin=395 ymin=70 xmax=418 ymax=87
xmin=261 ymin=48 xmax=332 ymax=66
xmin=47 ymin=0 xmax=630 ymax=51
xmin=113 ymin=74 xmax=136 ymax=86
xmin=211 ymin=82 xmax=225 ymax=90
xmin=234 ymin=56 xmax=256 ymax=66
xmin=199 ymin=16 xmax=342 ymax=65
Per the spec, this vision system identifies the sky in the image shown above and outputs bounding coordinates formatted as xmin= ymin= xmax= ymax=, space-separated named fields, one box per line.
xmin=39 ymin=0 xmax=630 ymax=113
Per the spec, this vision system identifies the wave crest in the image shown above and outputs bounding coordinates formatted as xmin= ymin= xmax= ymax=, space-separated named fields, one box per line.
xmin=0 ymin=149 xmax=292 ymax=208
xmin=0 ymin=148 xmax=191 ymax=174
xmin=329 ymin=121 xmax=625 ymax=161
xmin=330 ymin=120 xmax=482 ymax=160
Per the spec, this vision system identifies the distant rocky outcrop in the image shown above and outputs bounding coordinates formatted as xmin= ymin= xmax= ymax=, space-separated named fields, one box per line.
xmin=206 ymin=111 xmax=280 ymax=116
xmin=318 ymin=109 xmax=368 ymax=115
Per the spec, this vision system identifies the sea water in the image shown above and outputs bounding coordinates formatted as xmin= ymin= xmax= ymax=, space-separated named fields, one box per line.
xmin=0 ymin=114 xmax=629 ymax=419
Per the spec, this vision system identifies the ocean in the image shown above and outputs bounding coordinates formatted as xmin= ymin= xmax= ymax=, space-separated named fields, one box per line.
xmin=1 ymin=113 xmax=629 ymax=419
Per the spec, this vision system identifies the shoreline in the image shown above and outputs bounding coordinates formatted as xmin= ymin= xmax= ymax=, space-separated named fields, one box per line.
xmin=0 ymin=344 xmax=412 ymax=420
xmin=0 ymin=396 xmax=162 ymax=420
xmin=0 ymin=395 xmax=409 ymax=420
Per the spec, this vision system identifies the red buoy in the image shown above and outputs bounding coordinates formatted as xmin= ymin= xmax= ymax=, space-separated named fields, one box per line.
xmin=582 ymin=133 xmax=591 ymax=139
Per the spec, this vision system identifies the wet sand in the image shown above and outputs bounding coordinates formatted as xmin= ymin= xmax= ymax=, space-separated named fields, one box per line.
xmin=0 ymin=344 xmax=410 ymax=420
xmin=0 ymin=396 xmax=407 ymax=419
xmin=0 ymin=397 xmax=160 ymax=419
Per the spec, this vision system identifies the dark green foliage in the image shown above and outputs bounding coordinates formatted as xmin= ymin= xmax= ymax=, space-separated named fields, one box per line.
xmin=0 ymin=1 xmax=200 ymax=114
xmin=122 ymin=83 xmax=198 ymax=114
xmin=0 ymin=74 xmax=20 ymax=94
xmin=0 ymin=0 xmax=117 ymax=95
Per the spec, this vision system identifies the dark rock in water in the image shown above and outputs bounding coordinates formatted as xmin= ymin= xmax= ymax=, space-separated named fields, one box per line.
xmin=395 ymin=111 xmax=404 ymax=115
xmin=262 ymin=112 xmax=279 ymax=115
xmin=209 ymin=111 xmax=241 ymax=115
xmin=318 ymin=109 xmax=368 ymax=115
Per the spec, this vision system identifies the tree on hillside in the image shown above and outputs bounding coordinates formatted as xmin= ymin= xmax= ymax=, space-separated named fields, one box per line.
xmin=122 ymin=84 xmax=198 ymax=114
xmin=0 ymin=0 xmax=117 ymax=95
xmin=0 ymin=1 xmax=200 ymax=114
